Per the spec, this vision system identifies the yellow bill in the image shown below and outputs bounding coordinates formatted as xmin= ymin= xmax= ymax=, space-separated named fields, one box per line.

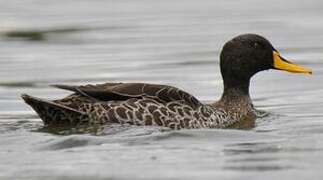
xmin=273 ymin=51 xmax=312 ymax=74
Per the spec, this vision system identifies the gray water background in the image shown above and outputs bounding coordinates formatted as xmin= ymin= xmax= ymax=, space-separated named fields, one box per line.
xmin=1 ymin=0 xmax=323 ymax=179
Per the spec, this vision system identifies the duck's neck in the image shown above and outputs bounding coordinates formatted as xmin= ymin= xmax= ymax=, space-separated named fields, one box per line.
xmin=216 ymin=79 xmax=253 ymax=108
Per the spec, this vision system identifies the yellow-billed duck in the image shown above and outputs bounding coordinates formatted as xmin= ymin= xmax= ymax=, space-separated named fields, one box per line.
xmin=21 ymin=34 xmax=312 ymax=129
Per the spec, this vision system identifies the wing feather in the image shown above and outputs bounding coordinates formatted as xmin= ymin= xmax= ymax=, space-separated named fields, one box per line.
xmin=52 ymin=83 xmax=202 ymax=109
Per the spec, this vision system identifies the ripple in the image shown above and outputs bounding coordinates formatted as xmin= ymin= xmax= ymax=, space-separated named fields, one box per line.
xmin=0 ymin=118 xmax=42 ymax=133
xmin=0 ymin=81 xmax=37 ymax=88
xmin=227 ymin=157 xmax=279 ymax=163
xmin=43 ymin=136 xmax=93 ymax=150
xmin=223 ymin=165 xmax=293 ymax=171
xmin=2 ymin=27 xmax=89 ymax=41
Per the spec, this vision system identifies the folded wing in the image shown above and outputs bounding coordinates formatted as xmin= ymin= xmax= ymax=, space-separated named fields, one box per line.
xmin=52 ymin=83 xmax=202 ymax=109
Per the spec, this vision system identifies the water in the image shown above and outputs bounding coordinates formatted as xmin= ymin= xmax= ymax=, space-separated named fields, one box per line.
xmin=1 ymin=0 xmax=323 ymax=179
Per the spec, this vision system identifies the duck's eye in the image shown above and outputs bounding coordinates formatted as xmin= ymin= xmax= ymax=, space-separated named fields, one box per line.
xmin=254 ymin=42 xmax=260 ymax=48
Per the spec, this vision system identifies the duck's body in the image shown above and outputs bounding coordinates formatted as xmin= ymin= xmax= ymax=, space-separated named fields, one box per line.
xmin=22 ymin=34 xmax=312 ymax=129
xmin=22 ymin=82 xmax=255 ymax=129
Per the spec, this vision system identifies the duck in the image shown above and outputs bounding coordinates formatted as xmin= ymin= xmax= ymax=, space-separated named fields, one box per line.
xmin=21 ymin=34 xmax=312 ymax=130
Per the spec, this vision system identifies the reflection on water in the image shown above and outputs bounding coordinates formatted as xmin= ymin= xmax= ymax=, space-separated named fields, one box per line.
xmin=1 ymin=0 xmax=323 ymax=179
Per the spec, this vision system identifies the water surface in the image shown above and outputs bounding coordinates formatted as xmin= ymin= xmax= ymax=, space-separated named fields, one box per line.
xmin=1 ymin=0 xmax=323 ymax=179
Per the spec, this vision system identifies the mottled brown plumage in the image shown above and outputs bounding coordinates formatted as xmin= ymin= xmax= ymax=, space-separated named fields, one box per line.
xmin=22 ymin=83 xmax=244 ymax=129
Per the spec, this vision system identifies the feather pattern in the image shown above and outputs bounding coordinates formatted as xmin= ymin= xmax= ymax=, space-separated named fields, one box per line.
xmin=22 ymin=83 xmax=255 ymax=129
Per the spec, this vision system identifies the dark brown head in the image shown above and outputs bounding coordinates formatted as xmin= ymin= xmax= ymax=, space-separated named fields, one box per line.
xmin=220 ymin=34 xmax=312 ymax=95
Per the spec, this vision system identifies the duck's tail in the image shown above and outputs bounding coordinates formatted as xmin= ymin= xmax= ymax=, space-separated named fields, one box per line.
xmin=21 ymin=94 xmax=89 ymax=126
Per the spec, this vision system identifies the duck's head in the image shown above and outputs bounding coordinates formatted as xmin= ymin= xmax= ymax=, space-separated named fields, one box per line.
xmin=220 ymin=34 xmax=312 ymax=95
